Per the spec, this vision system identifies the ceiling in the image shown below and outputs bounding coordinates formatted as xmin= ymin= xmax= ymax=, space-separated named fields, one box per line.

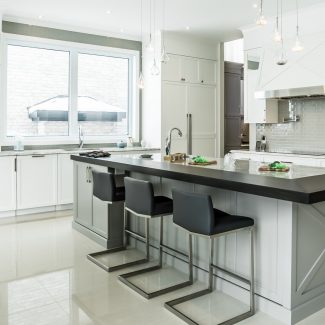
xmin=0 ymin=0 xmax=324 ymax=42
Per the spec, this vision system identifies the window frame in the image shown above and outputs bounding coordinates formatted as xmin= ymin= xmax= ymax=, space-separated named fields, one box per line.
xmin=0 ymin=34 xmax=140 ymax=145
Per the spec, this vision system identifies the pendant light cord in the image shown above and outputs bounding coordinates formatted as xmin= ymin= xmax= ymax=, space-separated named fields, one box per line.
xmin=296 ymin=0 xmax=299 ymax=35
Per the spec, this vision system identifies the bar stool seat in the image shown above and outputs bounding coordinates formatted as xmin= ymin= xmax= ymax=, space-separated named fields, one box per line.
xmin=118 ymin=177 xmax=193 ymax=299
xmin=165 ymin=189 xmax=255 ymax=325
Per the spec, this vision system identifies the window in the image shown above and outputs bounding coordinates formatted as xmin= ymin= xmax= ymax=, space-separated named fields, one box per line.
xmin=78 ymin=53 xmax=129 ymax=136
xmin=3 ymin=37 xmax=139 ymax=143
xmin=7 ymin=45 xmax=70 ymax=137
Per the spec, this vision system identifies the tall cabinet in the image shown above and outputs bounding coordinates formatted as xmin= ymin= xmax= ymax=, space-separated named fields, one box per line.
xmin=161 ymin=54 xmax=217 ymax=157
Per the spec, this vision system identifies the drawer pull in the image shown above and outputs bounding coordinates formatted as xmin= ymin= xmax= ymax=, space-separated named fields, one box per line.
xmin=32 ymin=154 xmax=45 ymax=158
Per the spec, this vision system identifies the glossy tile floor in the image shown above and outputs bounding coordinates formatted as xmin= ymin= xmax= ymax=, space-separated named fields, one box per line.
xmin=0 ymin=211 xmax=325 ymax=325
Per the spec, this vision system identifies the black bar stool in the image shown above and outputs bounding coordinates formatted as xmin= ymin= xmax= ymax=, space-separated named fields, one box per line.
xmin=87 ymin=170 xmax=148 ymax=272
xmin=165 ymin=189 xmax=255 ymax=325
xmin=118 ymin=177 xmax=193 ymax=299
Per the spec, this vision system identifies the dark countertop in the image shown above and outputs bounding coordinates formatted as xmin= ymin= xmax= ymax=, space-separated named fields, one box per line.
xmin=71 ymin=154 xmax=325 ymax=204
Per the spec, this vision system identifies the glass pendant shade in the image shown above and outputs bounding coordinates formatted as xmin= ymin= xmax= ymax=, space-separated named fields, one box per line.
xmin=292 ymin=36 xmax=304 ymax=52
xmin=276 ymin=46 xmax=288 ymax=65
xmin=146 ymin=35 xmax=154 ymax=52
xmin=138 ymin=72 xmax=144 ymax=89
xmin=256 ymin=15 xmax=267 ymax=25
xmin=151 ymin=59 xmax=160 ymax=76
xmin=161 ymin=45 xmax=170 ymax=63
xmin=273 ymin=29 xmax=282 ymax=42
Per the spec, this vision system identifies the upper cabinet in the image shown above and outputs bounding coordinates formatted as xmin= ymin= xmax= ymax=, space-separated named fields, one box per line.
xmin=162 ymin=54 xmax=217 ymax=85
xmin=244 ymin=48 xmax=278 ymax=124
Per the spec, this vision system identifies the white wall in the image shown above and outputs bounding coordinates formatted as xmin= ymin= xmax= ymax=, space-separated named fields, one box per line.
xmin=224 ymin=38 xmax=244 ymax=64
xmin=141 ymin=32 xmax=162 ymax=148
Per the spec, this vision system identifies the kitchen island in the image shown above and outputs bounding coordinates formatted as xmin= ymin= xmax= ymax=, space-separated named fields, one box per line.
xmin=71 ymin=153 xmax=325 ymax=325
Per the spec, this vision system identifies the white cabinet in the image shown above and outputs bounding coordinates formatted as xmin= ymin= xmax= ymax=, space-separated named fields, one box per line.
xmin=199 ymin=59 xmax=217 ymax=85
xmin=244 ymin=48 xmax=278 ymax=124
xmin=0 ymin=156 xmax=16 ymax=212
xmin=74 ymin=162 xmax=110 ymax=238
xmin=162 ymin=81 xmax=217 ymax=156
xmin=57 ymin=154 xmax=73 ymax=205
xmin=163 ymin=54 xmax=216 ymax=85
xmin=17 ymin=155 xmax=57 ymax=210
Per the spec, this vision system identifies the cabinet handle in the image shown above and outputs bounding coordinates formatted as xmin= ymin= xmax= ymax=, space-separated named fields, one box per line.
xmin=88 ymin=166 xmax=92 ymax=184
xmin=14 ymin=157 xmax=17 ymax=172
xmin=32 ymin=154 xmax=45 ymax=158
xmin=181 ymin=78 xmax=186 ymax=82
xmin=201 ymin=80 xmax=204 ymax=83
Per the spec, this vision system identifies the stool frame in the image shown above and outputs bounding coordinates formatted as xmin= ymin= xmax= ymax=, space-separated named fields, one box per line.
xmin=164 ymin=226 xmax=255 ymax=325
xmin=118 ymin=207 xmax=194 ymax=299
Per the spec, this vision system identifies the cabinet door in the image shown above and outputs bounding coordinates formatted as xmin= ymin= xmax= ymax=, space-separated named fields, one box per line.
xmin=17 ymin=155 xmax=57 ymax=210
xmin=245 ymin=48 xmax=266 ymax=123
xmin=0 ymin=156 xmax=16 ymax=212
xmin=75 ymin=163 xmax=92 ymax=227
xmin=161 ymin=82 xmax=188 ymax=153
xmin=225 ymin=72 xmax=241 ymax=117
xmin=90 ymin=165 xmax=109 ymax=238
xmin=192 ymin=138 xmax=216 ymax=157
xmin=181 ymin=57 xmax=199 ymax=83
xmin=199 ymin=59 xmax=217 ymax=85
xmin=188 ymin=84 xmax=216 ymax=135
xmin=57 ymin=154 xmax=73 ymax=205
xmin=162 ymin=54 xmax=181 ymax=82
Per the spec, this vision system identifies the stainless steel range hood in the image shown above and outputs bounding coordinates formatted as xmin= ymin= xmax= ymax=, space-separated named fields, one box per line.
xmin=255 ymin=85 xmax=325 ymax=100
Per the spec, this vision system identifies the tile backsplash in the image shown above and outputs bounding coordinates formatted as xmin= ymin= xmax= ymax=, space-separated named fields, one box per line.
xmin=256 ymin=98 xmax=325 ymax=153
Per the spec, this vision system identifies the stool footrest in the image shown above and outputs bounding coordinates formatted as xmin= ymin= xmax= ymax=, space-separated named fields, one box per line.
xmin=165 ymin=288 xmax=254 ymax=325
xmin=87 ymin=247 xmax=148 ymax=272
xmin=118 ymin=265 xmax=193 ymax=299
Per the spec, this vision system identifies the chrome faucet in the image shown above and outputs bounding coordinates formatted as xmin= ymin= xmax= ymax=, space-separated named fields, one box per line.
xmin=165 ymin=128 xmax=183 ymax=156
xmin=79 ymin=125 xmax=84 ymax=149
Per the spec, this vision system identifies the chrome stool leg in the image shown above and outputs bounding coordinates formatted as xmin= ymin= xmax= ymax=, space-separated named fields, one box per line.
xmin=87 ymin=207 xmax=150 ymax=272
xmin=165 ymin=227 xmax=256 ymax=325
xmin=118 ymin=218 xmax=194 ymax=299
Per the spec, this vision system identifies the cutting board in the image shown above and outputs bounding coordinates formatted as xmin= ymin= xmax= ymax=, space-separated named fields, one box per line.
xmin=188 ymin=160 xmax=217 ymax=166
xmin=258 ymin=166 xmax=290 ymax=172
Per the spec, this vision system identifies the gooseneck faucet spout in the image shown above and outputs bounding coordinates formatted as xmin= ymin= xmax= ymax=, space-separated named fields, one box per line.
xmin=79 ymin=125 xmax=84 ymax=149
xmin=165 ymin=128 xmax=183 ymax=156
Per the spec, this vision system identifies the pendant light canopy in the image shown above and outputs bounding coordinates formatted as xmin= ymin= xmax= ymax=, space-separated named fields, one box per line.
xmin=256 ymin=0 xmax=267 ymax=25
xmin=292 ymin=0 xmax=304 ymax=52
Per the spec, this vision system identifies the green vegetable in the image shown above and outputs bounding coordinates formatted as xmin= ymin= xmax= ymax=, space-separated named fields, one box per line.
xmin=192 ymin=156 xmax=208 ymax=163
xmin=269 ymin=161 xmax=287 ymax=169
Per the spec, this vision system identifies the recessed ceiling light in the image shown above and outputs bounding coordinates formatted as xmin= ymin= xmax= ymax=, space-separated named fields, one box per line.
xmin=106 ymin=10 xmax=111 ymax=14
xmin=252 ymin=3 xmax=258 ymax=9
xmin=185 ymin=26 xmax=190 ymax=30
xmin=38 ymin=15 xmax=43 ymax=20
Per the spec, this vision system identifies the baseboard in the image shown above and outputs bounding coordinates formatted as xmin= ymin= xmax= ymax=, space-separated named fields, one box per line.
xmin=72 ymin=221 xmax=107 ymax=247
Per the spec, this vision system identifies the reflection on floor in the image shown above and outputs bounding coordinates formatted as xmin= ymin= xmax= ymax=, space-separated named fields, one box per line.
xmin=0 ymin=211 xmax=325 ymax=325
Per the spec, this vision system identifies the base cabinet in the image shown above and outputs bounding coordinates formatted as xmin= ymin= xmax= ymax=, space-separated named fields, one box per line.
xmin=17 ymin=155 xmax=57 ymax=210
xmin=73 ymin=161 xmax=124 ymax=247
xmin=0 ymin=157 xmax=16 ymax=212
xmin=57 ymin=154 xmax=74 ymax=205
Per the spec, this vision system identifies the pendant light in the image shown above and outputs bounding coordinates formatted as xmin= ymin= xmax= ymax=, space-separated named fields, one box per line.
xmin=276 ymin=0 xmax=287 ymax=65
xmin=273 ymin=0 xmax=281 ymax=42
xmin=138 ymin=0 xmax=144 ymax=89
xmin=146 ymin=0 xmax=154 ymax=52
xmin=256 ymin=0 xmax=267 ymax=26
xmin=292 ymin=0 xmax=304 ymax=52
xmin=150 ymin=0 xmax=160 ymax=75
xmin=161 ymin=0 xmax=169 ymax=63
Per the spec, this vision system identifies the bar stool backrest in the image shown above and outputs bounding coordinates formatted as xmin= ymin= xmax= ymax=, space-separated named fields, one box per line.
xmin=124 ymin=177 xmax=154 ymax=215
xmin=172 ymin=189 xmax=215 ymax=236
xmin=92 ymin=170 xmax=116 ymax=202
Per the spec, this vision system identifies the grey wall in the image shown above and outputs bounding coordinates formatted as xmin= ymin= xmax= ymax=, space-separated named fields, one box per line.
xmin=2 ymin=21 xmax=142 ymax=52
xmin=256 ymin=98 xmax=325 ymax=153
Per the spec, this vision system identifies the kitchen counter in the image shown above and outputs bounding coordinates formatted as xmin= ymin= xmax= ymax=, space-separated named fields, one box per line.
xmin=71 ymin=152 xmax=325 ymax=325
xmin=71 ymin=153 xmax=325 ymax=204
xmin=0 ymin=147 xmax=160 ymax=157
